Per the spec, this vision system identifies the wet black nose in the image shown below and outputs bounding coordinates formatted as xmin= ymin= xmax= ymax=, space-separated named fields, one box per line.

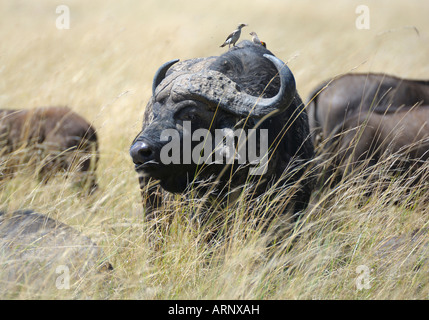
xmin=130 ymin=141 xmax=155 ymax=165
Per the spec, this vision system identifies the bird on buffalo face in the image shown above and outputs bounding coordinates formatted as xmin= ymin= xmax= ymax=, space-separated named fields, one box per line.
xmin=220 ymin=23 xmax=248 ymax=48
xmin=249 ymin=32 xmax=266 ymax=48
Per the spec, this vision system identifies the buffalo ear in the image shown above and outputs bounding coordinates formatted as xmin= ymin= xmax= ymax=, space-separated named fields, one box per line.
xmin=152 ymin=59 xmax=180 ymax=96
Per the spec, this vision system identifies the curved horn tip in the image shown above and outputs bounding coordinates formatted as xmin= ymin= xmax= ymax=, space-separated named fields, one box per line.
xmin=152 ymin=59 xmax=180 ymax=95
xmin=165 ymin=58 xmax=180 ymax=65
xmin=263 ymin=53 xmax=295 ymax=85
xmin=263 ymin=54 xmax=283 ymax=66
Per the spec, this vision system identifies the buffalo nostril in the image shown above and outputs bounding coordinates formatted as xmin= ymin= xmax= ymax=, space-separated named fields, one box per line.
xmin=139 ymin=147 xmax=152 ymax=158
xmin=130 ymin=141 xmax=154 ymax=164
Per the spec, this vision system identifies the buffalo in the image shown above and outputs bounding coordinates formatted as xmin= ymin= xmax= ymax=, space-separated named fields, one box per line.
xmin=306 ymin=73 xmax=429 ymax=185
xmin=130 ymin=40 xmax=314 ymax=221
xmin=307 ymin=73 xmax=429 ymax=147
xmin=0 ymin=209 xmax=112 ymax=295
xmin=308 ymin=73 xmax=429 ymax=184
xmin=328 ymin=105 xmax=429 ymax=181
xmin=0 ymin=106 xmax=98 ymax=192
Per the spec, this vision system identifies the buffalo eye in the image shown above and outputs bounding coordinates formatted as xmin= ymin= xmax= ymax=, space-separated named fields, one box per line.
xmin=217 ymin=114 xmax=240 ymax=129
xmin=177 ymin=110 xmax=202 ymax=124
xmin=183 ymin=112 xmax=199 ymax=122
xmin=175 ymin=103 xmax=215 ymax=128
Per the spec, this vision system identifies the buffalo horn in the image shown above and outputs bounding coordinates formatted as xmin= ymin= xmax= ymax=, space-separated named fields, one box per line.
xmin=152 ymin=59 xmax=180 ymax=96
xmin=175 ymin=54 xmax=296 ymax=117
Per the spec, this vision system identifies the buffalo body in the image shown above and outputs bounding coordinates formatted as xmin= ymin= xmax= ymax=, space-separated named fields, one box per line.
xmin=0 ymin=106 xmax=98 ymax=191
xmin=307 ymin=73 xmax=429 ymax=146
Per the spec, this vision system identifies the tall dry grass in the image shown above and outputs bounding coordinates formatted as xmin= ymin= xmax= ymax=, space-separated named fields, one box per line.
xmin=0 ymin=0 xmax=429 ymax=299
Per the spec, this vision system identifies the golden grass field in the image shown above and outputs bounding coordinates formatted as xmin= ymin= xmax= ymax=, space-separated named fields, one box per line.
xmin=1 ymin=0 xmax=429 ymax=299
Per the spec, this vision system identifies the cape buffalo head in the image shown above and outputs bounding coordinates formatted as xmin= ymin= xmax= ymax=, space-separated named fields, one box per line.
xmin=130 ymin=41 xmax=313 ymax=210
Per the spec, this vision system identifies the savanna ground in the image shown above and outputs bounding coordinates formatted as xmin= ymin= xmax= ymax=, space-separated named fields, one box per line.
xmin=0 ymin=0 xmax=429 ymax=299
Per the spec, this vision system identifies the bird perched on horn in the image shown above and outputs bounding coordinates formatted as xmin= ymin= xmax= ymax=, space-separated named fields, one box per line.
xmin=220 ymin=23 xmax=248 ymax=48
xmin=250 ymin=32 xmax=266 ymax=48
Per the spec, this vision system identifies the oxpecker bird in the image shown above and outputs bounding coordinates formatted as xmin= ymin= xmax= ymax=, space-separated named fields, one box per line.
xmin=250 ymin=32 xmax=266 ymax=48
xmin=220 ymin=23 xmax=248 ymax=48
